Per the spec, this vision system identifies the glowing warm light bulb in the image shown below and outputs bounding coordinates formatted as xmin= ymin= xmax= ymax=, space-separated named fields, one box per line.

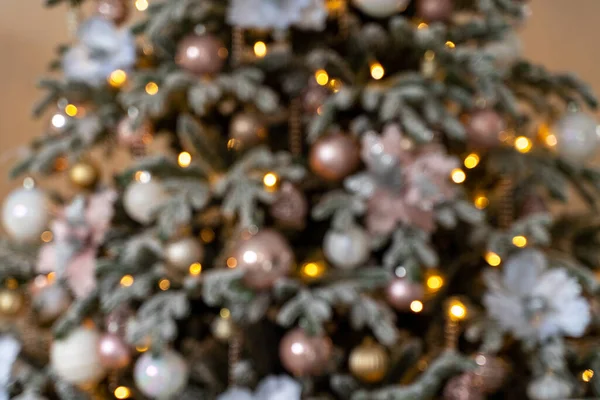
xmin=474 ymin=193 xmax=489 ymax=210
xmin=158 ymin=279 xmax=170 ymax=291
xmin=64 ymin=104 xmax=78 ymax=117
xmin=41 ymin=231 xmax=53 ymax=243
xmin=47 ymin=272 xmax=56 ymax=283
xmin=582 ymin=369 xmax=595 ymax=383
xmin=315 ymin=69 xmax=329 ymax=86
xmin=135 ymin=170 xmax=152 ymax=183
xmin=108 ymin=69 xmax=127 ymax=88
xmin=114 ymin=386 xmax=131 ymax=399
xmin=220 ymin=308 xmax=231 ymax=319
xmin=329 ymin=79 xmax=342 ymax=93
xmin=200 ymin=228 xmax=215 ymax=243
xmin=145 ymin=82 xmax=159 ymax=95
xmin=464 ymin=153 xmax=480 ymax=169
xmin=512 ymin=236 xmax=527 ymax=248
xmin=410 ymin=300 xmax=424 ymax=313
xmin=135 ymin=0 xmax=149 ymax=11
xmin=370 ymin=62 xmax=385 ymax=80
xmin=448 ymin=299 xmax=467 ymax=321
xmin=189 ymin=262 xmax=202 ymax=276
xmin=545 ymin=134 xmax=557 ymax=147
xmin=178 ymin=151 xmax=192 ymax=168
xmin=485 ymin=251 xmax=502 ymax=267
xmin=263 ymin=172 xmax=279 ymax=191
xmin=426 ymin=275 xmax=444 ymax=292
xmin=254 ymin=41 xmax=267 ymax=58
xmin=51 ymin=113 xmax=67 ymax=129
xmin=120 ymin=275 xmax=134 ymax=287
xmin=514 ymin=136 xmax=533 ymax=153
xmin=227 ymin=257 xmax=238 ymax=268
xmin=451 ymin=168 xmax=466 ymax=184
xmin=301 ymin=262 xmax=326 ymax=279
xmin=445 ymin=41 xmax=456 ymax=49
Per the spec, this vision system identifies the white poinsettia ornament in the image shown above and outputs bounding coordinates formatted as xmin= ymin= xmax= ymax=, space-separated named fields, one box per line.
xmin=227 ymin=0 xmax=327 ymax=31
xmin=217 ymin=375 xmax=301 ymax=400
xmin=483 ymin=249 xmax=590 ymax=343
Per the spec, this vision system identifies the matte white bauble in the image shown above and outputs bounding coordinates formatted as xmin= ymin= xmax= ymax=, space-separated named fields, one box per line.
xmin=553 ymin=111 xmax=600 ymax=163
xmin=2 ymin=188 xmax=50 ymax=242
xmin=134 ymin=349 xmax=189 ymax=399
xmin=352 ymin=0 xmax=409 ymax=18
xmin=165 ymin=237 xmax=204 ymax=271
xmin=323 ymin=227 xmax=370 ymax=269
xmin=50 ymin=326 xmax=107 ymax=386
xmin=123 ymin=180 xmax=169 ymax=224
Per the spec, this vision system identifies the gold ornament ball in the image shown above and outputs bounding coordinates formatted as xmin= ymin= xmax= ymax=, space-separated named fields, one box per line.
xmin=349 ymin=339 xmax=389 ymax=383
xmin=0 ymin=288 xmax=25 ymax=316
xmin=69 ymin=161 xmax=100 ymax=189
xmin=229 ymin=113 xmax=267 ymax=149
xmin=211 ymin=316 xmax=235 ymax=342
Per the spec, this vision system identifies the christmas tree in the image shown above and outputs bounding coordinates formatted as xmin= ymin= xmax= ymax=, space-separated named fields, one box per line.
xmin=2 ymin=0 xmax=600 ymax=399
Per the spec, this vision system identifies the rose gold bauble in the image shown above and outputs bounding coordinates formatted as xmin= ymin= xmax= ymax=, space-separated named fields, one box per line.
xmin=349 ymin=339 xmax=389 ymax=383
xmin=33 ymin=283 xmax=72 ymax=325
xmin=229 ymin=112 xmax=267 ymax=148
xmin=97 ymin=333 xmax=131 ymax=369
xmin=117 ymin=117 xmax=153 ymax=149
xmin=466 ymin=109 xmax=505 ymax=149
xmin=279 ymin=329 xmax=332 ymax=376
xmin=231 ymin=229 xmax=294 ymax=290
xmin=176 ymin=35 xmax=226 ymax=76
xmin=443 ymin=373 xmax=485 ymax=400
xmin=472 ymin=353 xmax=508 ymax=394
xmin=309 ymin=133 xmax=361 ymax=181
xmin=416 ymin=0 xmax=454 ymax=22
xmin=385 ymin=279 xmax=424 ymax=311
xmin=96 ymin=0 xmax=130 ymax=25
xmin=270 ymin=182 xmax=308 ymax=229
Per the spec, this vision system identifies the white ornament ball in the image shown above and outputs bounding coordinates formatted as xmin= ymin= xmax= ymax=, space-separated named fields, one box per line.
xmin=165 ymin=237 xmax=204 ymax=271
xmin=323 ymin=227 xmax=370 ymax=269
xmin=2 ymin=188 xmax=50 ymax=242
xmin=50 ymin=326 xmax=107 ymax=386
xmin=554 ymin=111 xmax=600 ymax=163
xmin=134 ymin=349 xmax=189 ymax=399
xmin=123 ymin=180 xmax=169 ymax=224
xmin=352 ymin=0 xmax=409 ymax=18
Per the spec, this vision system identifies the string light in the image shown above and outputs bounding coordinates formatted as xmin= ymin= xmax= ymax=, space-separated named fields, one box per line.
xmin=410 ymin=300 xmax=424 ymax=313
xmin=220 ymin=308 xmax=231 ymax=319
xmin=254 ymin=41 xmax=267 ymax=58
xmin=200 ymin=228 xmax=215 ymax=243
xmin=514 ymin=136 xmax=533 ymax=153
xmin=5 ymin=278 xmax=18 ymax=290
xmin=329 ymin=79 xmax=342 ymax=93
xmin=474 ymin=193 xmax=489 ymax=210
xmin=145 ymin=82 xmax=159 ymax=95
xmin=158 ymin=279 xmax=170 ymax=291
xmin=108 ymin=69 xmax=127 ymax=88
xmin=227 ymin=138 xmax=240 ymax=150
xmin=448 ymin=298 xmax=467 ymax=322
xmin=417 ymin=22 xmax=429 ymax=29
xmin=485 ymin=251 xmax=502 ymax=267
xmin=464 ymin=153 xmax=480 ymax=169
xmin=47 ymin=272 xmax=56 ymax=283
xmin=263 ymin=172 xmax=279 ymax=191
xmin=51 ymin=113 xmax=67 ymax=129
xmin=41 ymin=231 xmax=53 ymax=243
xmin=135 ymin=0 xmax=149 ymax=11
xmin=445 ymin=41 xmax=456 ymax=49
xmin=301 ymin=262 xmax=326 ymax=280
xmin=189 ymin=262 xmax=202 ymax=276
xmin=114 ymin=386 xmax=132 ymax=399
xmin=370 ymin=62 xmax=385 ymax=80
xmin=512 ymin=235 xmax=527 ymax=248
xmin=315 ymin=69 xmax=329 ymax=86
xmin=136 ymin=344 xmax=149 ymax=353
xmin=64 ymin=104 xmax=78 ymax=117
xmin=135 ymin=170 xmax=152 ymax=183
xmin=178 ymin=151 xmax=192 ymax=168
xmin=227 ymin=257 xmax=238 ymax=268
xmin=451 ymin=168 xmax=466 ymax=184
xmin=426 ymin=274 xmax=444 ymax=292
xmin=120 ymin=275 xmax=134 ymax=287
xmin=545 ymin=134 xmax=557 ymax=147
xmin=582 ymin=369 xmax=595 ymax=383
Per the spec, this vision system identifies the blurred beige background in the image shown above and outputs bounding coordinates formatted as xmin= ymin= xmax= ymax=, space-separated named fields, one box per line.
xmin=0 ymin=0 xmax=597 ymax=199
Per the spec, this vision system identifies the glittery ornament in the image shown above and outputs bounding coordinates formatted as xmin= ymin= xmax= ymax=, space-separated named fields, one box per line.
xmin=165 ymin=237 xmax=205 ymax=272
xmin=32 ymin=283 xmax=71 ymax=325
xmin=349 ymin=339 xmax=389 ymax=383
xmin=279 ymin=329 xmax=332 ymax=376
xmin=117 ymin=117 xmax=153 ymax=149
xmin=229 ymin=112 xmax=268 ymax=149
xmin=97 ymin=333 xmax=131 ymax=369
xmin=231 ymin=229 xmax=294 ymax=290
xmin=472 ymin=353 xmax=508 ymax=393
xmin=2 ymin=188 xmax=50 ymax=242
xmin=443 ymin=373 xmax=485 ymax=400
xmin=323 ymin=227 xmax=370 ymax=269
xmin=553 ymin=111 xmax=600 ymax=163
xmin=310 ymin=133 xmax=361 ymax=181
xmin=123 ymin=180 xmax=169 ymax=224
xmin=69 ymin=161 xmax=100 ymax=189
xmin=270 ymin=182 xmax=308 ymax=229
xmin=0 ymin=288 xmax=25 ymax=316
xmin=95 ymin=0 xmax=130 ymax=25
xmin=385 ymin=279 xmax=425 ymax=311
xmin=50 ymin=326 xmax=107 ymax=387
xmin=352 ymin=0 xmax=409 ymax=18
xmin=176 ymin=35 xmax=226 ymax=76
xmin=466 ymin=109 xmax=505 ymax=149
xmin=416 ymin=0 xmax=454 ymax=22
xmin=134 ymin=349 xmax=189 ymax=399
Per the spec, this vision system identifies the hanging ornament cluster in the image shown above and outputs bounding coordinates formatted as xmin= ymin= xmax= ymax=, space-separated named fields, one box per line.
xmin=123 ymin=178 xmax=170 ymax=224
xmin=229 ymin=229 xmax=294 ymax=290
xmin=279 ymin=328 xmax=332 ymax=376
xmin=323 ymin=227 xmax=370 ymax=269
xmin=134 ymin=349 xmax=189 ymax=399
xmin=416 ymin=0 xmax=454 ymax=22
xmin=229 ymin=112 xmax=268 ymax=149
xmin=309 ymin=132 xmax=361 ymax=181
xmin=176 ymin=34 xmax=227 ymax=76
xmin=349 ymin=339 xmax=389 ymax=383
xmin=68 ymin=160 xmax=100 ymax=189
xmin=352 ymin=0 xmax=409 ymax=18
xmin=165 ymin=237 xmax=205 ymax=273
xmin=95 ymin=0 xmax=130 ymax=25
xmin=385 ymin=278 xmax=425 ymax=312
xmin=553 ymin=111 xmax=600 ymax=163
xmin=2 ymin=187 xmax=50 ymax=242
xmin=465 ymin=108 xmax=505 ymax=149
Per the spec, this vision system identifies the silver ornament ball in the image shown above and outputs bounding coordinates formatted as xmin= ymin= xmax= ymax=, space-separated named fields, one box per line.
xmin=2 ymin=188 xmax=50 ymax=242
xmin=323 ymin=227 xmax=370 ymax=269
xmin=352 ymin=0 xmax=409 ymax=18
xmin=165 ymin=237 xmax=204 ymax=271
xmin=134 ymin=349 xmax=189 ymax=399
xmin=123 ymin=179 xmax=169 ymax=224
xmin=553 ymin=111 xmax=600 ymax=163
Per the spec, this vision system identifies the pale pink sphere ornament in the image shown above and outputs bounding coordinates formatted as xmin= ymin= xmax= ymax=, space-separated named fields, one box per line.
xmin=385 ymin=279 xmax=424 ymax=311
xmin=96 ymin=0 xmax=130 ymax=25
xmin=443 ymin=373 xmax=485 ymax=400
xmin=176 ymin=35 xmax=227 ymax=76
xmin=279 ymin=329 xmax=332 ymax=376
xmin=309 ymin=133 xmax=361 ymax=181
xmin=231 ymin=229 xmax=294 ymax=290
xmin=117 ymin=117 xmax=153 ymax=149
xmin=98 ymin=333 xmax=131 ymax=369
xmin=416 ymin=0 xmax=454 ymax=22
xmin=466 ymin=109 xmax=505 ymax=149
xmin=134 ymin=350 xmax=189 ymax=398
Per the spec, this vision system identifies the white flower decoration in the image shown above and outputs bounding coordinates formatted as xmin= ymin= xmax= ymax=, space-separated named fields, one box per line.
xmin=63 ymin=17 xmax=136 ymax=87
xmin=227 ymin=0 xmax=327 ymax=31
xmin=217 ymin=375 xmax=301 ymax=400
xmin=483 ymin=249 xmax=590 ymax=343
